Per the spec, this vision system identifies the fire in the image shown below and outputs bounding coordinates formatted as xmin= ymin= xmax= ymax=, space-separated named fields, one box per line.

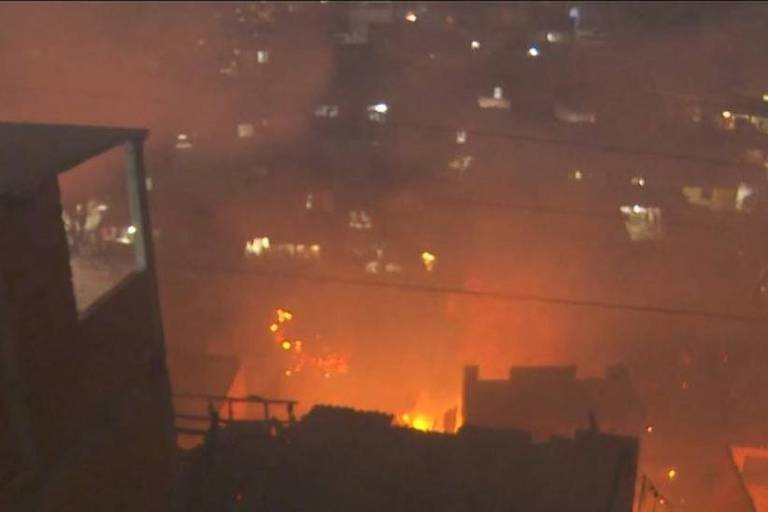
xmin=276 ymin=308 xmax=293 ymax=323
xmin=401 ymin=413 xmax=434 ymax=432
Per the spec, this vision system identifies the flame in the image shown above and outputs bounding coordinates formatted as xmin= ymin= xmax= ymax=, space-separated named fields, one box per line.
xmin=276 ymin=308 xmax=293 ymax=323
xmin=401 ymin=412 xmax=434 ymax=432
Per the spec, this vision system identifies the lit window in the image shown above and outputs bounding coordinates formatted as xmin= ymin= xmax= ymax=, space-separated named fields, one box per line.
xmin=456 ymin=130 xmax=467 ymax=144
xmin=237 ymin=123 xmax=255 ymax=138
xmin=256 ymin=50 xmax=270 ymax=64
xmin=349 ymin=210 xmax=373 ymax=230
xmin=405 ymin=11 xmax=417 ymax=22
xmin=244 ymin=236 xmax=271 ymax=256
xmin=619 ymin=205 xmax=663 ymax=241
xmin=175 ymin=133 xmax=193 ymax=150
xmin=314 ymin=105 xmax=339 ymax=118
xmin=631 ymin=176 xmax=646 ymax=187
xmin=448 ymin=155 xmax=474 ymax=173
xmin=470 ymin=40 xmax=480 ymax=50
xmin=421 ymin=251 xmax=436 ymax=272
xmin=367 ymin=103 xmax=388 ymax=123
xmin=493 ymin=87 xmax=503 ymax=100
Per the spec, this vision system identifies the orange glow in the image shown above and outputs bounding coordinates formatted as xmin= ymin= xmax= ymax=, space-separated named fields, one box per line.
xmin=315 ymin=353 xmax=349 ymax=375
xmin=281 ymin=340 xmax=292 ymax=351
xmin=411 ymin=415 xmax=432 ymax=432
xmin=401 ymin=412 xmax=433 ymax=432
xmin=269 ymin=323 xmax=279 ymax=333
xmin=667 ymin=468 xmax=677 ymax=480
xmin=646 ymin=425 xmax=654 ymax=433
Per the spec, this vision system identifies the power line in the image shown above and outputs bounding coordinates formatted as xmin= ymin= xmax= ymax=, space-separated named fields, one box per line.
xmin=387 ymin=120 xmax=755 ymax=171
xmin=162 ymin=263 xmax=768 ymax=325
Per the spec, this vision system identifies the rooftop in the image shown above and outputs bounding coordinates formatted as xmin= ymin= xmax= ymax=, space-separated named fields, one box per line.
xmin=0 ymin=121 xmax=147 ymax=194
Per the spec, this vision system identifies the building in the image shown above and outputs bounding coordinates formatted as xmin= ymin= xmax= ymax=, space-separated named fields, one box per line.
xmin=0 ymin=122 xmax=176 ymax=510
xmin=180 ymin=404 xmax=639 ymax=512
xmin=463 ymin=364 xmax=646 ymax=438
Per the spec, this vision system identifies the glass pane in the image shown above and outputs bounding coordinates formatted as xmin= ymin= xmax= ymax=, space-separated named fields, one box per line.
xmin=58 ymin=145 xmax=139 ymax=312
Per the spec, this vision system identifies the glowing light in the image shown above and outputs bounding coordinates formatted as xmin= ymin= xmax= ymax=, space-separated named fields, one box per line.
xmin=284 ymin=369 xmax=293 ymax=377
xmin=493 ymin=86 xmax=503 ymax=100
xmin=722 ymin=110 xmax=732 ymax=119
xmin=421 ymin=251 xmax=436 ymax=272
xmin=470 ymin=40 xmax=480 ymax=50
xmin=276 ymin=308 xmax=293 ymax=323
xmin=646 ymin=425 xmax=654 ymax=433
xmin=127 ymin=225 xmax=137 ymax=235
xmin=667 ymin=468 xmax=677 ymax=480
xmin=269 ymin=323 xmax=279 ymax=333
xmin=401 ymin=413 xmax=433 ymax=432
xmin=177 ymin=133 xmax=188 ymax=141
xmin=763 ymin=93 xmax=768 ymax=103
xmin=411 ymin=415 xmax=432 ymax=432
xmin=572 ymin=170 xmax=583 ymax=181
xmin=281 ymin=340 xmax=292 ymax=351
xmin=631 ymin=176 xmax=646 ymax=187
xmin=372 ymin=103 xmax=388 ymax=114
xmin=527 ymin=46 xmax=540 ymax=58
xmin=405 ymin=11 xmax=417 ymax=22
xmin=245 ymin=237 xmax=271 ymax=256
xmin=546 ymin=32 xmax=558 ymax=43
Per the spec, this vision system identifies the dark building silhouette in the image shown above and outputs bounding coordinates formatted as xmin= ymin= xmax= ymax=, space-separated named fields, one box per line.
xmin=463 ymin=364 xmax=646 ymax=438
xmin=180 ymin=404 xmax=639 ymax=512
xmin=0 ymin=122 xmax=176 ymax=510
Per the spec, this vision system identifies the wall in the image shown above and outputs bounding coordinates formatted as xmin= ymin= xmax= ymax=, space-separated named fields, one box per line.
xmin=0 ymin=173 xmax=176 ymax=510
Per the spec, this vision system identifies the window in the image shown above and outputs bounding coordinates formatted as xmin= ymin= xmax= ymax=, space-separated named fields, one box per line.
xmin=58 ymin=145 xmax=142 ymax=312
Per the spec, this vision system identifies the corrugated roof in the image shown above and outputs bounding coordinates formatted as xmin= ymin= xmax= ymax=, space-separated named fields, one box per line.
xmin=0 ymin=121 xmax=147 ymax=194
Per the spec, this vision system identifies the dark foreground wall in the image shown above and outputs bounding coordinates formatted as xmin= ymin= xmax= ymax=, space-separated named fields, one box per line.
xmin=0 ymin=176 xmax=176 ymax=510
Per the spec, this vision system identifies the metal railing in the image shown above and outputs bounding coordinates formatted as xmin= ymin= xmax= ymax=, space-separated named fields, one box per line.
xmin=173 ymin=393 xmax=298 ymax=436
